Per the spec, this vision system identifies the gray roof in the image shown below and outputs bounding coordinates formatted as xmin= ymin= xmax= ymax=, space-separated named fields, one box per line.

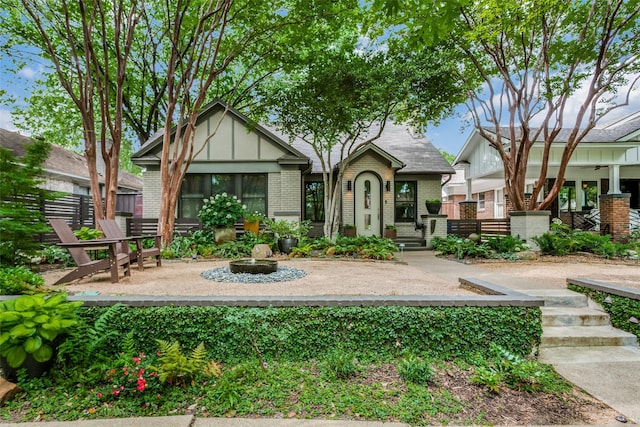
xmin=488 ymin=112 xmax=640 ymax=143
xmin=0 ymin=128 xmax=142 ymax=191
xmin=286 ymin=121 xmax=454 ymax=175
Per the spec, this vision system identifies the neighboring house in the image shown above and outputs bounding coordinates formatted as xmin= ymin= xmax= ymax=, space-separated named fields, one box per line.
xmin=132 ymin=101 xmax=453 ymax=238
xmin=0 ymin=128 xmax=143 ymax=216
xmin=444 ymin=112 xmax=640 ymax=222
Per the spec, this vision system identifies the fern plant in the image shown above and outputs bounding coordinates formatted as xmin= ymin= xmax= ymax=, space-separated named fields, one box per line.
xmin=151 ymin=340 xmax=214 ymax=386
xmin=57 ymin=304 xmax=126 ymax=372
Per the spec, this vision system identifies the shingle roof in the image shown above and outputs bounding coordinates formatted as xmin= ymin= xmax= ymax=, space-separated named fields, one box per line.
xmin=284 ymin=121 xmax=454 ymax=174
xmin=0 ymin=128 xmax=142 ymax=191
xmin=488 ymin=112 xmax=640 ymax=143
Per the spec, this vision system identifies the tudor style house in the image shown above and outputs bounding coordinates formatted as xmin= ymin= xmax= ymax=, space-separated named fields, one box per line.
xmin=132 ymin=101 xmax=453 ymax=239
xmin=444 ymin=112 xmax=640 ymax=228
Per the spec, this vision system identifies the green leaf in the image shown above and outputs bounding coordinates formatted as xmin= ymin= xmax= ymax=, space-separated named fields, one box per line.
xmin=24 ymin=335 xmax=42 ymax=353
xmin=43 ymin=293 xmax=67 ymax=308
xmin=32 ymin=343 xmax=53 ymax=363
xmin=39 ymin=328 xmax=58 ymax=341
xmin=33 ymin=314 xmax=50 ymax=324
xmin=9 ymin=323 xmax=36 ymax=339
xmin=0 ymin=331 xmax=10 ymax=346
xmin=6 ymin=346 xmax=27 ymax=368
xmin=0 ymin=311 xmax=21 ymax=323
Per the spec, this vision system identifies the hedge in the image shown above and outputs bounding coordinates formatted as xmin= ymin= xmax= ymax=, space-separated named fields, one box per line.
xmin=81 ymin=305 xmax=542 ymax=363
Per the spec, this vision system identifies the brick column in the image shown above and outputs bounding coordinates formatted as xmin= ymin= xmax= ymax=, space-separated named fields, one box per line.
xmin=599 ymin=194 xmax=630 ymax=242
xmin=459 ymin=201 xmax=477 ymax=220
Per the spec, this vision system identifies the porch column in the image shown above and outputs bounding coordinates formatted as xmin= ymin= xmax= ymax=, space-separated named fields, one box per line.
xmin=459 ymin=201 xmax=478 ymax=220
xmin=608 ymin=165 xmax=621 ymax=194
xmin=599 ymin=194 xmax=630 ymax=243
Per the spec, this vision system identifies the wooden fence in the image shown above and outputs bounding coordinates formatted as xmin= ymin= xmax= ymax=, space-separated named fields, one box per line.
xmin=447 ymin=219 xmax=511 ymax=237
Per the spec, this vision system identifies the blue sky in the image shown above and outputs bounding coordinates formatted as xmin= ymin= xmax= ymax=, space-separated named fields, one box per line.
xmin=1 ymin=59 xmax=638 ymax=157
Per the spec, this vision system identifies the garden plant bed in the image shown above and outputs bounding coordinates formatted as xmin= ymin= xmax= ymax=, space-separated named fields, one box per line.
xmin=2 ymin=360 xmax=619 ymax=425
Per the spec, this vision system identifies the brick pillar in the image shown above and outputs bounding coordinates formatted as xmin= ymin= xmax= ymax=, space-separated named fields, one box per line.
xmin=459 ymin=201 xmax=477 ymax=220
xmin=505 ymin=193 xmax=535 ymax=213
xmin=599 ymin=194 xmax=630 ymax=242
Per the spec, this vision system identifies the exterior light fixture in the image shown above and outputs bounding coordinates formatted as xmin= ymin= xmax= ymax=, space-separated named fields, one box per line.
xmin=347 ymin=180 xmax=352 ymax=191
xmin=385 ymin=181 xmax=391 ymax=192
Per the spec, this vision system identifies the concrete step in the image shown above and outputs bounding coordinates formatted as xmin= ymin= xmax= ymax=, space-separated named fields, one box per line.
xmin=522 ymin=289 xmax=589 ymax=307
xmin=541 ymin=325 xmax=638 ymax=348
xmin=539 ymin=345 xmax=640 ymax=364
xmin=541 ymin=306 xmax=611 ymax=326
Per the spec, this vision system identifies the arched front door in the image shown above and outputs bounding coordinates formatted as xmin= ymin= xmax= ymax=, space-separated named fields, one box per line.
xmin=354 ymin=172 xmax=381 ymax=237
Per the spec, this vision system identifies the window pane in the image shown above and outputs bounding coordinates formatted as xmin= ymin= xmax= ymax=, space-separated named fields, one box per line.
xmin=211 ymin=175 xmax=234 ymax=195
xmin=394 ymin=181 xmax=416 ymax=222
xmin=180 ymin=174 xmax=206 ymax=218
xmin=241 ymin=174 xmax=266 ymax=214
xmin=305 ymin=182 xmax=325 ymax=221
xmin=364 ymin=180 xmax=371 ymax=209
xmin=581 ymin=181 xmax=597 ymax=210
xmin=559 ymin=181 xmax=576 ymax=212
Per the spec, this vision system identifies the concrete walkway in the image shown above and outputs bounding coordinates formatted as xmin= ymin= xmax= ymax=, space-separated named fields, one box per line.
xmin=2 ymin=251 xmax=638 ymax=426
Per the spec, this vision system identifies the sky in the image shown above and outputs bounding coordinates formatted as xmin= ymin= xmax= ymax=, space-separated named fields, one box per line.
xmin=1 ymin=60 xmax=639 ymax=158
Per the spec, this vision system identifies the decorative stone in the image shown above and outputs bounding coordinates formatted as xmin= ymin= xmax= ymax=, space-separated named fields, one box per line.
xmin=251 ymin=244 xmax=272 ymax=259
xmin=0 ymin=377 xmax=22 ymax=405
xmin=229 ymin=259 xmax=278 ymax=274
xmin=214 ymin=227 xmax=236 ymax=245
xmin=515 ymin=250 xmax=538 ymax=261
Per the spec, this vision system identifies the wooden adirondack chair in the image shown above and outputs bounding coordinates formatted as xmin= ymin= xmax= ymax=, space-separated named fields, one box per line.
xmin=98 ymin=219 xmax=161 ymax=271
xmin=49 ymin=219 xmax=131 ymax=285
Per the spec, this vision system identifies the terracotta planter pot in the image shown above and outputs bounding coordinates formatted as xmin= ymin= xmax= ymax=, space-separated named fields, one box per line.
xmin=384 ymin=229 xmax=397 ymax=239
xmin=343 ymin=227 xmax=356 ymax=237
xmin=214 ymin=227 xmax=236 ymax=245
xmin=243 ymin=220 xmax=260 ymax=235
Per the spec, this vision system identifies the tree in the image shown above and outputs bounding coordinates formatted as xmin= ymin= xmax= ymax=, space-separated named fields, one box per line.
xmin=152 ymin=0 xmax=364 ymax=243
xmin=0 ymin=137 xmax=52 ymax=265
xmin=379 ymin=0 xmax=640 ymax=211
xmin=256 ymin=41 xmax=466 ymax=239
xmin=6 ymin=0 xmax=142 ymax=223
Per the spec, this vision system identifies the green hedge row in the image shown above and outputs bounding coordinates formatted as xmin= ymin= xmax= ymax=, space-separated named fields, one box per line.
xmin=81 ymin=305 xmax=542 ymax=363
xmin=568 ymin=284 xmax=640 ymax=339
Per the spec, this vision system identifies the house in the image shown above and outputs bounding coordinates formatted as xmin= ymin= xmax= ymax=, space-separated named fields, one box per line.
xmin=444 ymin=113 xmax=640 ymax=226
xmin=131 ymin=101 xmax=453 ymax=239
xmin=0 ymin=128 xmax=143 ymax=216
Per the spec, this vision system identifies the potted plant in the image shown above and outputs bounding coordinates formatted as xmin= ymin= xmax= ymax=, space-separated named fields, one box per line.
xmin=383 ymin=224 xmax=397 ymax=239
xmin=0 ymin=293 xmax=83 ymax=379
xmin=264 ymin=218 xmax=311 ymax=254
xmin=197 ymin=192 xmax=247 ymax=244
xmin=342 ymin=224 xmax=356 ymax=237
xmin=425 ymin=198 xmax=442 ymax=215
xmin=243 ymin=211 xmax=263 ymax=235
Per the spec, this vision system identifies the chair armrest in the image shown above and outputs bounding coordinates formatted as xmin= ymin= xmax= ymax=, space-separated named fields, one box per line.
xmin=57 ymin=238 xmax=125 ymax=248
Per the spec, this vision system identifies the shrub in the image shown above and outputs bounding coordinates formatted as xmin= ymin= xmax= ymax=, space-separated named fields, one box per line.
xmin=323 ymin=348 xmax=358 ymax=379
xmin=198 ymin=193 xmax=246 ymax=229
xmin=397 ymin=353 xmax=434 ymax=384
xmin=432 ymin=236 xmax=493 ymax=259
xmin=0 ymin=266 xmax=45 ymax=295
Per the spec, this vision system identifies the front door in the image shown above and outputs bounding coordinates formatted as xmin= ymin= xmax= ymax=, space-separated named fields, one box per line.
xmin=354 ymin=172 xmax=381 ymax=237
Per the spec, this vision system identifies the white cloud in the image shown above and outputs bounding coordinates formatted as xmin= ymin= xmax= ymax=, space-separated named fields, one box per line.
xmin=0 ymin=109 xmax=18 ymax=131
xmin=18 ymin=65 xmax=41 ymax=80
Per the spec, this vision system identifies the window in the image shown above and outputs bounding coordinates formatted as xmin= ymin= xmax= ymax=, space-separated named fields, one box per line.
xmin=394 ymin=181 xmax=416 ymax=222
xmin=559 ymin=180 xmax=576 ymax=212
xmin=179 ymin=173 xmax=267 ymax=218
xmin=477 ymin=193 xmax=485 ymax=210
xmin=304 ymin=182 xmax=325 ymax=221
